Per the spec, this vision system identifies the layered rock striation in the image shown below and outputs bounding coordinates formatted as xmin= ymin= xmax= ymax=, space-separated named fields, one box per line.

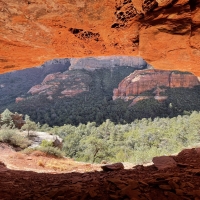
xmin=27 ymin=71 xmax=91 ymax=99
xmin=69 ymin=56 xmax=149 ymax=71
xmin=113 ymin=69 xmax=200 ymax=100
xmin=0 ymin=0 xmax=200 ymax=76
xmin=25 ymin=56 xmax=148 ymax=99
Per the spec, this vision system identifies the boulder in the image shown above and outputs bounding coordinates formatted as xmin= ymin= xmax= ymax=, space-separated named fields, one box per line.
xmin=153 ymin=156 xmax=177 ymax=170
xmin=101 ymin=162 xmax=124 ymax=171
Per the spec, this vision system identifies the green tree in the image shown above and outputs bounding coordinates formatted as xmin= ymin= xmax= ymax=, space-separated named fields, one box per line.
xmin=21 ymin=115 xmax=37 ymax=136
xmin=0 ymin=109 xmax=15 ymax=128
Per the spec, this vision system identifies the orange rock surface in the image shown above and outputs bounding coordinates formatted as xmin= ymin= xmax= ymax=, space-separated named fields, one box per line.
xmin=0 ymin=0 xmax=200 ymax=76
xmin=113 ymin=69 xmax=200 ymax=98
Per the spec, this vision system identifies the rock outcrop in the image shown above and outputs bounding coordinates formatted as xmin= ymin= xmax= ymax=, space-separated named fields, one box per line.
xmin=0 ymin=0 xmax=200 ymax=76
xmin=15 ymin=97 xmax=25 ymax=103
xmin=113 ymin=69 xmax=200 ymax=100
xmin=26 ymin=56 xmax=148 ymax=99
xmin=28 ymin=70 xmax=91 ymax=98
xmin=27 ymin=132 xmax=63 ymax=149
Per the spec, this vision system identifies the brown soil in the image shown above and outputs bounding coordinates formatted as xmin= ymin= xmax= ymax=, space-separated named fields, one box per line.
xmin=0 ymin=143 xmax=200 ymax=199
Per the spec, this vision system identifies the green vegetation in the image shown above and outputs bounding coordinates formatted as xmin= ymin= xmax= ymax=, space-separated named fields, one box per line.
xmin=0 ymin=127 xmax=31 ymax=148
xmin=34 ymin=146 xmax=64 ymax=158
xmin=0 ymin=109 xmax=15 ymax=128
xmin=21 ymin=115 xmax=37 ymax=136
xmin=0 ymin=110 xmax=200 ymax=163
xmin=4 ymin=67 xmax=200 ymax=127
xmin=46 ymin=111 xmax=200 ymax=164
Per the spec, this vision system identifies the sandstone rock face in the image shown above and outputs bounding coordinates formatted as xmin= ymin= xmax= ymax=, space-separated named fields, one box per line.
xmin=26 ymin=56 xmax=147 ymax=98
xmin=0 ymin=0 xmax=200 ymax=76
xmin=27 ymin=70 xmax=91 ymax=98
xmin=113 ymin=69 xmax=200 ymax=99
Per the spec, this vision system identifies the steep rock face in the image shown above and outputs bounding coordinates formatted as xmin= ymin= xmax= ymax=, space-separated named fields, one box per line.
xmin=0 ymin=0 xmax=200 ymax=76
xmin=27 ymin=71 xmax=91 ymax=98
xmin=27 ymin=56 xmax=147 ymax=98
xmin=113 ymin=69 xmax=200 ymax=99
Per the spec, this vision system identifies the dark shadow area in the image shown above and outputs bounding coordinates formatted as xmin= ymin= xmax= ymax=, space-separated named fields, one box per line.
xmin=0 ymin=147 xmax=200 ymax=200
xmin=0 ymin=59 xmax=70 ymax=108
xmin=189 ymin=0 xmax=197 ymax=11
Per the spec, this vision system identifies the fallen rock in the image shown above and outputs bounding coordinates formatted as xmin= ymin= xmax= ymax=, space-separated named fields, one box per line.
xmin=101 ymin=162 xmax=124 ymax=171
xmin=152 ymin=156 xmax=177 ymax=170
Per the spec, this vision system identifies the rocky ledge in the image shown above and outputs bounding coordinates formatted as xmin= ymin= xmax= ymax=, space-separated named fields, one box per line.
xmin=113 ymin=69 xmax=200 ymax=101
xmin=0 ymin=147 xmax=200 ymax=199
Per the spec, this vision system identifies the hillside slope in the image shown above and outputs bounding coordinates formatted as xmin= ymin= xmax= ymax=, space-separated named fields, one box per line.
xmin=0 ymin=59 xmax=70 ymax=108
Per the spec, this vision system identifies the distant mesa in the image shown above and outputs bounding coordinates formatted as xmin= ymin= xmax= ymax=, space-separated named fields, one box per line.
xmin=69 ymin=56 xmax=149 ymax=71
xmin=113 ymin=69 xmax=200 ymax=104
xmin=25 ymin=56 xmax=150 ymax=99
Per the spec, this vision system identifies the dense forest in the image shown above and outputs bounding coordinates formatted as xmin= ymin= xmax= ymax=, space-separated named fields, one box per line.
xmin=3 ymin=67 xmax=200 ymax=127
xmin=50 ymin=111 xmax=200 ymax=164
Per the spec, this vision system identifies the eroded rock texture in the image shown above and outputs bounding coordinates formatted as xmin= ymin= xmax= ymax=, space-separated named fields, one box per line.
xmin=0 ymin=0 xmax=200 ymax=75
xmin=113 ymin=69 xmax=200 ymax=100
xmin=27 ymin=71 xmax=92 ymax=98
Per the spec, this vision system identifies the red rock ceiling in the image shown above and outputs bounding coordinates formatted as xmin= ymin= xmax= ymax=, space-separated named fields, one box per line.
xmin=0 ymin=0 xmax=200 ymax=76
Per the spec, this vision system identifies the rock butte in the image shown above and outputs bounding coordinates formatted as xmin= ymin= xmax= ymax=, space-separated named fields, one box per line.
xmin=0 ymin=0 xmax=200 ymax=76
xmin=113 ymin=69 xmax=200 ymax=100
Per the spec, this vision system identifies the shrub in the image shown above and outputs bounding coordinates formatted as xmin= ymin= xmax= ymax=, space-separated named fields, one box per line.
xmin=21 ymin=148 xmax=35 ymax=155
xmin=36 ymin=146 xmax=64 ymax=158
xmin=0 ymin=128 xmax=31 ymax=148
xmin=40 ymin=140 xmax=53 ymax=147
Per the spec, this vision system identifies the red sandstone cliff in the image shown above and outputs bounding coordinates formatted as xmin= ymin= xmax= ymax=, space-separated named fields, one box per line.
xmin=0 ymin=0 xmax=200 ymax=76
xmin=113 ymin=69 xmax=200 ymax=100
xmin=27 ymin=70 xmax=91 ymax=98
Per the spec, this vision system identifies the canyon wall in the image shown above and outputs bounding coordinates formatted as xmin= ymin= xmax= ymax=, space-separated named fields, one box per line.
xmin=113 ymin=69 xmax=200 ymax=99
xmin=0 ymin=0 xmax=200 ymax=76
